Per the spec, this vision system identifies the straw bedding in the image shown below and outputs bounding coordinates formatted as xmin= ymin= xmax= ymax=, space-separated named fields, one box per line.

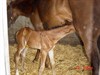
xmin=9 ymin=43 xmax=91 ymax=75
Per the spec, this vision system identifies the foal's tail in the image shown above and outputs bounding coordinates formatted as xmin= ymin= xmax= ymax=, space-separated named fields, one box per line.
xmin=15 ymin=27 xmax=32 ymax=44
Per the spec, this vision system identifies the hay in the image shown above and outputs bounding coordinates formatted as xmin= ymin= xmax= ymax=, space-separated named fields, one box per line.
xmin=9 ymin=44 xmax=91 ymax=75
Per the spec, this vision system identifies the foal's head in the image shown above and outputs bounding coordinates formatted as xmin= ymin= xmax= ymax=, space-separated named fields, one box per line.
xmin=7 ymin=1 xmax=22 ymax=27
xmin=7 ymin=0 xmax=34 ymax=27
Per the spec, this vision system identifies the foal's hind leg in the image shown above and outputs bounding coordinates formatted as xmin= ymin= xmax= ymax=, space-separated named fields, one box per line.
xmin=48 ymin=49 xmax=56 ymax=75
xmin=14 ymin=44 xmax=25 ymax=75
xmin=20 ymin=47 xmax=28 ymax=71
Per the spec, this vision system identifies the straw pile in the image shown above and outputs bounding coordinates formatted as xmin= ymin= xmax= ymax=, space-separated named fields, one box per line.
xmin=9 ymin=43 xmax=91 ymax=75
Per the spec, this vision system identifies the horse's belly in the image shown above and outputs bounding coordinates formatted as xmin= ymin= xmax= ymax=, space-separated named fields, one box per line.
xmin=27 ymin=41 xmax=41 ymax=49
xmin=27 ymin=33 xmax=41 ymax=49
xmin=50 ymin=14 xmax=72 ymax=27
xmin=42 ymin=7 xmax=72 ymax=28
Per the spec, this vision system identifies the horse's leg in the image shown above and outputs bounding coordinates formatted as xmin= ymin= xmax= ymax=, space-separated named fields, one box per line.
xmin=38 ymin=50 xmax=47 ymax=75
xmin=76 ymin=33 xmax=92 ymax=75
xmin=78 ymin=28 xmax=92 ymax=61
xmin=77 ymin=28 xmax=100 ymax=75
xmin=97 ymin=36 xmax=100 ymax=75
xmin=33 ymin=49 xmax=40 ymax=62
xmin=68 ymin=0 xmax=94 ymax=61
xmin=48 ymin=48 xmax=56 ymax=75
xmin=91 ymin=31 xmax=100 ymax=75
xmin=68 ymin=0 xmax=99 ymax=74
xmin=33 ymin=50 xmax=51 ymax=69
xmin=97 ymin=36 xmax=100 ymax=52
xmin=32 ymin=52 xmax=51 ymax=69
xmin=45 ymin=54 xmax=51 ymax=69
xmin=14 ymin=44 xmax=25 ymax=75
xmin=20 ymin=47 xmax=28 ymax=71
xmin=97 ymin=36 xmax=100 ymax=74
xmin=45 ymin=46 xmax=56 ymax=69
xmin=74 ymin=25 xmax=93 ymax=75
xmin=30 ymin=9 xmax=44 ymax=31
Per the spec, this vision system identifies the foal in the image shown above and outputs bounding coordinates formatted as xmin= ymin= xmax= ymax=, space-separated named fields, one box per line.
xmin=14 ymin=24 xmax=75 ymax=75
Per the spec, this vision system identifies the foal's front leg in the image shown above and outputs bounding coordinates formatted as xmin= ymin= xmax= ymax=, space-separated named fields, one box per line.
xmin=33 ymin=49 xmax=51 ymax=69
xmin=38 ymin=50 xmax=47 ymax=75
xmin=45 ymin=54 xmax=51 ymax=69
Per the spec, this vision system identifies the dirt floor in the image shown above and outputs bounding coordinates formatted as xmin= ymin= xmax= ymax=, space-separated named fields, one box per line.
xmin=9 ymin=43 xmax=92 ymax=75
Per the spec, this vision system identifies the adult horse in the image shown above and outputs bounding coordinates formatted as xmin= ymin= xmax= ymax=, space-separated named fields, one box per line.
xmin=68 ymin=0 xmax=100 ymax=75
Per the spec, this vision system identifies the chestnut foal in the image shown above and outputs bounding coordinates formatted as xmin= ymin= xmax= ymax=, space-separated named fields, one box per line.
xmin=14 ymin=24 xmax=75 ymax=75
